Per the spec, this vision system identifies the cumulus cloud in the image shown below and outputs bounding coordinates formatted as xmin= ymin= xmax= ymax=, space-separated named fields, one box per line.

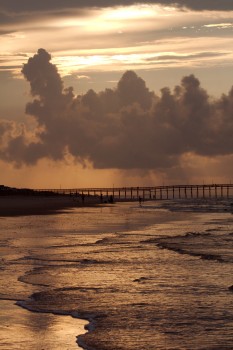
xmin=1 ymin=48 xmax=233 ymax=171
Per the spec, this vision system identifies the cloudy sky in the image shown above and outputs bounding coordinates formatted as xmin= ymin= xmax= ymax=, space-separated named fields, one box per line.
xmin=0 ymin=0 xmax=233 ymax=188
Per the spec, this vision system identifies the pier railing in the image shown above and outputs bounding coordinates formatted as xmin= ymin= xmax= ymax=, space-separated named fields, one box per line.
xmin=33 ymin=184 xmax=233 ymax=200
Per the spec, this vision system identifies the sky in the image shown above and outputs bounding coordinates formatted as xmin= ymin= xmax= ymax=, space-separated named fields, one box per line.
xmin=0 ymin=0 xmax=233 ymax=188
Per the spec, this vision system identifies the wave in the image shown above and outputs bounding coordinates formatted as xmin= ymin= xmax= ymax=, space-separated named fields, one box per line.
xmin=153 ymin=231 xmax=233 ymax=264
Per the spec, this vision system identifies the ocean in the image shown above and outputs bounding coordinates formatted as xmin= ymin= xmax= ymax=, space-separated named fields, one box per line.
xmin=0 ymin=199 xmax=233 ymax=349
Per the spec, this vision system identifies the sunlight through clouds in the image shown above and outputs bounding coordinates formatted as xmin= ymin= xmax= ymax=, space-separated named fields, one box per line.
xmin=52 ymin=34 xmax=233 ymax=77
xmin=102 ymin=4 xmax=158 ymax=20
xmin=1 ymin=4 xmax=233 ymax=78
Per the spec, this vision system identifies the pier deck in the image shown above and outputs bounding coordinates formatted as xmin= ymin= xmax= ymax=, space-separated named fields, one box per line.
xmin=33 ymin=184 xmax=233 ymax=201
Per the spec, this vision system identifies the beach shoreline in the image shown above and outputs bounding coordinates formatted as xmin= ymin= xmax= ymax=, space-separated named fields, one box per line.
xmin=0 ymin=195 xmax=101 ymax=217
xmin=0 ymin=200 xmax=232 ymax=349
xmin=0 ymin=299 xmax=87 ymax=350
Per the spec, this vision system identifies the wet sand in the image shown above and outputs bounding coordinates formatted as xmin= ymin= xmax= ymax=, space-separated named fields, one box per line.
xmin=0 ymin=195 xmax=100 ymax=350
xmin=0 ymin=300 xmax=87 ymax=350
xmin=0 ymin=196 xmax=100 ymax=216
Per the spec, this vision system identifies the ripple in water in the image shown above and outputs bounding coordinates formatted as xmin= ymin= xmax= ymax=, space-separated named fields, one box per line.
xmin=0 ymin=200 xmax=233 ymax=350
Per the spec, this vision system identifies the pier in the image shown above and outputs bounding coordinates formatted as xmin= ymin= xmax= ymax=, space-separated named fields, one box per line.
xmin=34 ymin=184 xmax=233 ymax=201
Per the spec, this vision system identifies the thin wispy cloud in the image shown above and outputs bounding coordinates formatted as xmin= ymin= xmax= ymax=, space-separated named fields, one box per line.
xmin=0 ymin=3 xmax=232 ymax=77
xmin=203 ymin=23 xmax=233 ymax=28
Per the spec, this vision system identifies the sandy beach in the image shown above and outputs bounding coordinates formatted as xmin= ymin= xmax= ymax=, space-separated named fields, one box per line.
xmin=0 ymin=195 xmax=100 ymax=216
xmin=0 ymin=300 xmax=87 ymax=350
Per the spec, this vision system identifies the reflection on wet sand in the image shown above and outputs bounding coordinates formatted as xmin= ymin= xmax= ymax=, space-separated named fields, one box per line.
xmin=0 ymin=300 xmax=87 ymax=350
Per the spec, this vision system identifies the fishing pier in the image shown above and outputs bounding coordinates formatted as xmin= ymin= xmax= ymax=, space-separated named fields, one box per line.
xmin=35 ymin=184 xmax=233 ymax=201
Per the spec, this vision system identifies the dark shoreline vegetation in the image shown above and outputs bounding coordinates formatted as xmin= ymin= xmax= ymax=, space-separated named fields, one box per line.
xmin=0 ymin=184 xmax=64 ymax=196
xmin=0 ymin=185 xmax=101 ymax=217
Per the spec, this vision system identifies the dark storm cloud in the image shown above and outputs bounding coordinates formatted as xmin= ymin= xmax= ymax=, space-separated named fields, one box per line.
xmin=1 ymin=48 xmax=233 ymax=170
xmin=0 ymin=0 xmax=232 ymax=13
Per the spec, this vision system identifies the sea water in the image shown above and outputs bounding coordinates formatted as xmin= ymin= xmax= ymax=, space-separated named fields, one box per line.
xmin=0 ymin=199 xmax=233 ymax=349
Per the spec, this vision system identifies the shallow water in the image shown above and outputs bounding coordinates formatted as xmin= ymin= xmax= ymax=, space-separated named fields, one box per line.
xmin=0 ymin=300 xmax=87 ymax=350
xmin=0 ymin=200 xmax=233 ymax=349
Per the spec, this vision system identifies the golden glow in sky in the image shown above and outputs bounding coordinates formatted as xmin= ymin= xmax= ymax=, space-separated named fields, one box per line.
xmin=103 ymin=5 xmax=158 ymax=20
xmin=1 ymin=5 xmax=233 ymax=78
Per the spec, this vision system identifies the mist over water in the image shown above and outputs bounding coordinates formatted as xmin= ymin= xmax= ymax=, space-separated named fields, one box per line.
xmin=0 ymin=200 xmax=233 ymax=349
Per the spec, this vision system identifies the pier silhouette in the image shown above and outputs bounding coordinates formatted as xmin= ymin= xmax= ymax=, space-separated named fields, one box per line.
xmin=34 ymin=184 xmax=233 ymax=201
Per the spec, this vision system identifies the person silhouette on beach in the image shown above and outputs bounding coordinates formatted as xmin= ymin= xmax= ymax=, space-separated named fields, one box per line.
xmin=139 ymin=196 xmax=142 ymax=206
